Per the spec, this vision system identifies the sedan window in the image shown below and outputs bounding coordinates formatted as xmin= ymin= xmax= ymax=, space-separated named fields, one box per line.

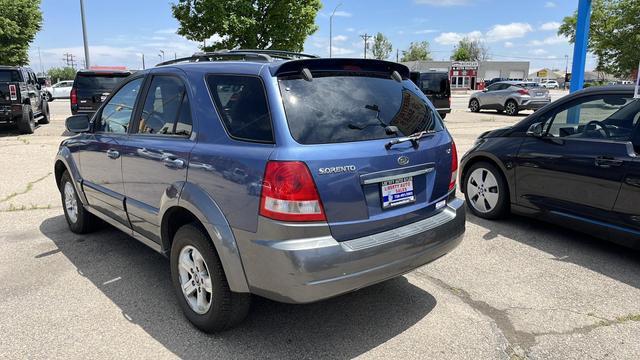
xmin=543 ymin=95 xmax=639 ymax=141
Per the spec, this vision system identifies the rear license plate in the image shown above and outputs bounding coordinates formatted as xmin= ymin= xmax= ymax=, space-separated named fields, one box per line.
xmin=381 ymin=177 xmax=415 ymax=209
xmin=536 ymin=92 xmax=544 ymax=96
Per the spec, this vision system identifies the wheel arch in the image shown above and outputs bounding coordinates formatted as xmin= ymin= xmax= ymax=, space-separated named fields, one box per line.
xmin=160 ymin=182 xmax=250 ymax=293
xmin=54 ymin=149 xmax=87 ymax=205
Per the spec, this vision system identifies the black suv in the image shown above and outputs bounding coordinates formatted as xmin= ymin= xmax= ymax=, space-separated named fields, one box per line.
xmin=0 ymin=66 xmax=50 ymax=133
xmin=71 ymin=69 xmax=131 ymax=116
xmin=411 ymin=71 xmax=451 ymax=119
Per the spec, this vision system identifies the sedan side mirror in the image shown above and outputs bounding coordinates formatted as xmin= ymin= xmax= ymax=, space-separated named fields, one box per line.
xmin=65 ymin=114 xmax=90 ymax=133
xmin=526 ymin=122 xmax=545 ymax=137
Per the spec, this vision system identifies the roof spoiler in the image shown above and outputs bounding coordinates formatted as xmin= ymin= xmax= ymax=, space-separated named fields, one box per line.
xmin=272 ymin=58 xmax=411 ymax=79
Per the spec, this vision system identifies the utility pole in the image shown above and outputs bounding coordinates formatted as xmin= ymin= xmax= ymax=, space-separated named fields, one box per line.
xmin=396 ymin=48 xmax=399 ymax=63
xmin=329 ymin=3 xmax=342 ymax=58
xmin=159 ymin=50 xmax=165 ymax=61
xmin=62 ymin=53 xmax=77 ymax=69
xmin=37 ymin=46 xmax=44 ymax=76
xmin=564 ymin=54 xmax=569 ymax=90
xmin=360 ymin=33 xmax=372 ymax=59
xmin=79 ymin=0 xmax=91 ymax=68
xmin=141 ymin=54 xmax=145 ymax=69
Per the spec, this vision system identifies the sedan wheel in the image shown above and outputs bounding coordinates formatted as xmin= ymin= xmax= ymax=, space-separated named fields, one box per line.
xmin=505 ymin=100 xmax=518 ymax=116
xmin=178 ymin=245 xmax=213 ymax=315
xmin=463 ymin=162 xmax=509 ymax=219
xmin=469 ymin=99 xmax=480 ymax=112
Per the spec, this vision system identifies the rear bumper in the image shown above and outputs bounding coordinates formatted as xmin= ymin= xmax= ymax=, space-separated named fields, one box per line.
xmin=436 ymin=107 xmax=452 ymax=114
xmin=237 ymin=198 xmax=465 ymax=303
xmin=519 ymin=99 xmax=550 ymax=110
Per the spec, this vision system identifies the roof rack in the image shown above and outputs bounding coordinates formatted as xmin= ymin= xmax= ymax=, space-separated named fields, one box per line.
xmin=156 ymin=49 xmax=319 ymax=66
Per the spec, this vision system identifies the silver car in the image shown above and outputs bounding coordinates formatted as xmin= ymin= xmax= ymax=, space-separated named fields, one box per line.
xmin=469 ymin=81 xmax=551 ymax=116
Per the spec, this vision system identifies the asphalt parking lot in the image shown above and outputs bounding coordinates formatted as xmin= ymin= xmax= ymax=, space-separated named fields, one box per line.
xmin=1 ymin=92 xmax=639 ymax=359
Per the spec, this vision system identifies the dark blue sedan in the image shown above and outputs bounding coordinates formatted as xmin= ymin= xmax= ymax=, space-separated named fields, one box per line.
xmin=460 ymin=85 xmax=640 ymax=248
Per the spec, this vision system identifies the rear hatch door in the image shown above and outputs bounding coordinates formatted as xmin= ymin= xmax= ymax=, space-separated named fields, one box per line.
xmin=0 ymin=69 xmax=22 ymax=105
xmin=275 ymin=63 xmax=455 ymax=241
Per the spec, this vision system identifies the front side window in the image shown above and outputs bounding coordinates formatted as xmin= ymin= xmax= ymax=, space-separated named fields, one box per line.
xmin=543 ymin=95 xmax=639 ymax=141
xmin=279 ymin=72 xmax=443 ymax=144
xmin=137 ymin=75 xmax=191 ymax=136
xmin=207 ymin=75 xmax=273 ymax=143
xmin=95 ymin=77 xmax=143 ymax=134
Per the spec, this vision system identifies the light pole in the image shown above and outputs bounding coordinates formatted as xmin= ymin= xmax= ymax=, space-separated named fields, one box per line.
xmin=159 ymin=50 xmax=165 ymax=61
xmin=79 ymin=0 xmax=90 ymax=68
xmin=329 ymin=3 xmax=342 ymax=58
xmin=564 ymin=54 xmax=569 ymax=90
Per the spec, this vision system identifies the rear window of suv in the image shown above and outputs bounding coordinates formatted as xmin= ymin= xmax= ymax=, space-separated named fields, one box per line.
xmin=75 ymin=73 xmax=130 ymax=91
xmin=279 ymin=72 xmax=443 ymax=144
xmin=0 ymin=70 xmax=22 ymax=82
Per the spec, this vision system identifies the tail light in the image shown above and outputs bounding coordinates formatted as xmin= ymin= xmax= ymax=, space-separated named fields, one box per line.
xmin=259 ymin=161 xmax=326 ymax=222
xmin=448 ymin=140 xmax=458 ymax=191
xmin=8 ymin=85 xmax=17 ymax=100
xmin=70 ymin=88 xmax=77 ymax=105
xmin=517 ymin=88 xmax=529 ymax=95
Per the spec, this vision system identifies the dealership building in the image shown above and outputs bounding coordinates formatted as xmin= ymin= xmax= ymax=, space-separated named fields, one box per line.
xmin=401 ymin=60 xmax=531 ymax=90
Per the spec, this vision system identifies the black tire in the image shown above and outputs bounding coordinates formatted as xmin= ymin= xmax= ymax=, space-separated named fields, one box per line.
xmin=469 ymin=99 xmax=480 ymax=113
xmin=39 ymin=101 xmax=50 ymax=124
xmin=496 ymin=109 xmax=504 ymax=114
xmin=171 ymin=223 xmax=250 ymax=332
xmin=60 ymin=170 xmax=99 ymax=234
xmin=17 ymin=108 xmax=35 ymax=134
xmin=504 ymin=100 xmax=519 ymax=116
xmin=463 ymin=161 xmax=509 ymax=219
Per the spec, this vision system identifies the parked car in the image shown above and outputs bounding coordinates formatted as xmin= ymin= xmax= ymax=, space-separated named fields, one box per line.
xmin=55 ymin=50 xmax=466 ymax=332
xmin=71 ymin=69 xmax=131 ymax=116
xmin=45 ymin=80 xmax=73 ymax=101
xmin=410 ymin=71 xmax=451 ymax=119
xmin=460 ymin=85 xmax=640 ymax=248
xmin=0 ymin=66 xmax=49 ymax=133
xmin=541 ymin=80 xmax=560 ymax=89
xmin=469 ymin=81 xmax=551 ymax=116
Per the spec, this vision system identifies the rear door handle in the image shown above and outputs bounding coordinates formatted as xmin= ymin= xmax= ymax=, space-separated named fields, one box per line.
xmin=595 ymin=156 xmax=622 ymax=168
xmin=106 ymin=149 xmax=120 ymax=159
xmin=162 ymin=157 xmax=185 ymax=169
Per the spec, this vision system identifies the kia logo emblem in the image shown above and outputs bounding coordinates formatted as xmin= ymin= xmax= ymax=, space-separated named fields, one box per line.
xmin=398 ymin=156 xmax=410 ymax=166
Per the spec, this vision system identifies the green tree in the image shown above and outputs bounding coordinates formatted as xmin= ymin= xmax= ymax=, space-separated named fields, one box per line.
xmin=451 ymin=37 xmax=489 ymax=61
xmin=47 ymin=67 xmax=77 ymax=82
xmin=171 ymin=0 xmax=322 ymax=52
xmin=559 ymin=0 xmax=640 ymax=77
xmin=400 ymin=41 xmax=432 ymax=62
xmin=370 ymin=32 xmax=392 ymax=60
xmin=0 ymin=0 xmax=43 ymax=66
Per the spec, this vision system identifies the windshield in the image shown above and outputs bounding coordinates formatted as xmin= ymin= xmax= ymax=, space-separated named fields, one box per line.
xmin=419 ymin=73 xmax=449 ymax=94
xmin=279 ymin=72 xmax=443 ymax=144
xmin=0 ymin=70 xmax=22 ymax=82
xmin=75 ymin=74 xmax=128 ymax=91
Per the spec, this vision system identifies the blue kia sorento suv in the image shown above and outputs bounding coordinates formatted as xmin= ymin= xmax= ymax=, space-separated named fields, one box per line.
xmin=55 ymin=50 xmax=465 ymax=332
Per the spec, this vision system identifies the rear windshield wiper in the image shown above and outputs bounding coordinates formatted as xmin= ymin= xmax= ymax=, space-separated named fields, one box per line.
xmin=385 ymin=130 xmax=435 ymax=150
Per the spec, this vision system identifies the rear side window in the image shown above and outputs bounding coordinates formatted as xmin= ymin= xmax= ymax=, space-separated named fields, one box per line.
xmin=0 ymin=70 xmax=22 ymax=82
xmin=206 ymin=75 xmax=273 ymax=143
xmin=419 ymin=73 xmax=450 ymax=95
xmin=279 ymin=72 xmax=443 ymax=144
xmin=137 ymin=75 xmax=191 ymax=137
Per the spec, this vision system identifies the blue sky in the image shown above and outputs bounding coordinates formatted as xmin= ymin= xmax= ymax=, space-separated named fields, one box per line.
xmin=29 ymin=0 xmax=594 ymax=73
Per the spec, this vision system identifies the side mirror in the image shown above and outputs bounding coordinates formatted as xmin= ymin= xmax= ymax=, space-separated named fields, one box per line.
xmin=526 ymin=122 xmax=545 ymax=137
xmin=65 ymin=114 xmax=90 ymax=133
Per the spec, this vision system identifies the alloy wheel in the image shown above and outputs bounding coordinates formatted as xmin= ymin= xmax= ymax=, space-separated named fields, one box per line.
xmin=505 ymin=102 xmax=517 ymax=115
xmin=178 ymin=245 xmax=213 ymax=315
xmin=63 ymin=182 xmax=78 ymax=223
xmin=466 ymin=168 xmax=499 ymax=213
xmin=470 ymin=100 xmax=479 ymax=112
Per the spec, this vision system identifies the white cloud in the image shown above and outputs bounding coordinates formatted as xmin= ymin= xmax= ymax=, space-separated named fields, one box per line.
xmin=504 ymin=41 xmax=514 ymax=48
xmin=530 ymin=48 xmax=548 ymax=56
xmin=485 ymin=22 xmax=533 ymax=41
xmin=331 ymin=46 xmax=355 ymax=56
xmin=346 ymin=27 xmax=355 ymax=32
xmin=155 ymin=28 xmax=177 ymax=34
xmin=435 ymin=30 xmax=482 ymax=45
xmin=415 ymin=29 xmax=438 ymax=34
xmin=332 ymin=35 xmax=348 ymax=42
xmin=528 ymin=34 xmax=569 ymax=46
xmin=540 ymin=22 xmax=561 ymax=31
xmin=544 ymin=2 xmax=557 ymax=8
xmin=415 ymin=0 xmax=470 ymax=6
xmin=333 ymin=10 xmax=352 ymax=17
